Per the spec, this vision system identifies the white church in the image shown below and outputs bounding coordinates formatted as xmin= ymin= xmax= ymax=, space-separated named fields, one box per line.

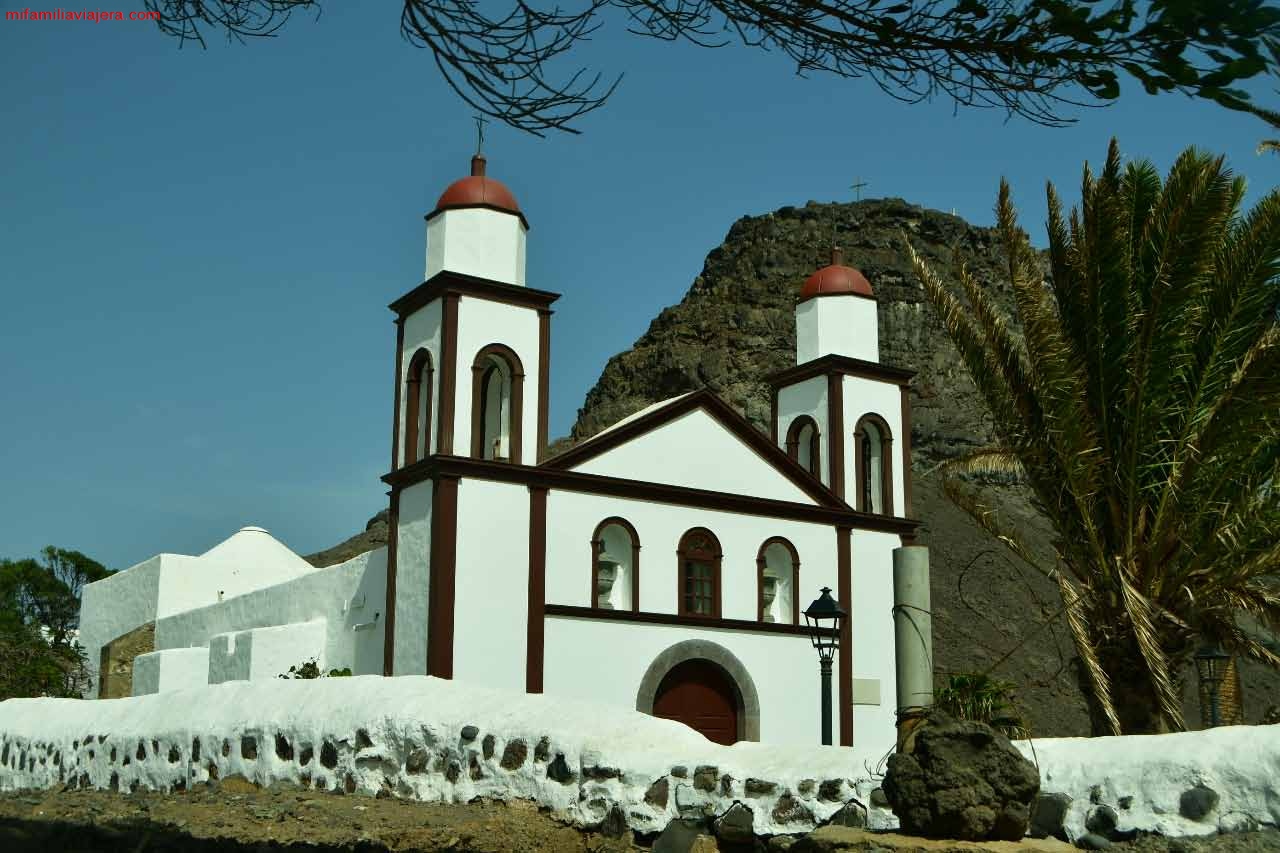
xmin=78 ymin=155 xmax=924 ymax=753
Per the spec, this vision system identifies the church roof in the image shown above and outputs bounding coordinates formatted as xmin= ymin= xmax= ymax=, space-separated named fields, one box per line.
xmin=430 ymin=155 xmax=526 ymax=226
xmin=199 ymin=526 xmax=313 ymax=575
xmin=799 ymin=248 xmax=874 ymax=302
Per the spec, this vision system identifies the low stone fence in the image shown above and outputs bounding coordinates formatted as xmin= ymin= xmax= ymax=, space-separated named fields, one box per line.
xmin=1014 ymin=726 xmax=1280 ymax=841
xmin=2 ymin=678 xmax=1276 ymax=842
xmin=0 ymin=676 xmax=886 ymax=838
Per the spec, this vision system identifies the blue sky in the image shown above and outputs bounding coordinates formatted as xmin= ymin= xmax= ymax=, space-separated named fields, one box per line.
xmin=1 ymin=2 xmax=1276 ymax=570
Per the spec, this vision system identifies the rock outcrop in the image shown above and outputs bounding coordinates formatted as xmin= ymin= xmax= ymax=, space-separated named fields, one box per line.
xmin=883 ymin=711 xmax=1040 ymax=840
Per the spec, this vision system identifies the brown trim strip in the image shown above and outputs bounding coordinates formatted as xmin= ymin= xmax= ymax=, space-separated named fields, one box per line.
xmin=527 ymin=486 xmax=547 ymax=693
xmin=390 ymin=269 xmax=559 ymax=318
xmin=391 ymin=319 xmax=405 ymax=471
xmin=543 ymin=388 xmax=846 ymax=510
xmin=427 ymin=475 xmax=459 ymax=678
xmin=385 ymin=455 xmax=922 ymax=533
xmin=382 ymin=489 xmax=400 ymax=676
xmin=828 ymin=374 xmax=845 ymax=501
xmin=900 ymin=387 xmax=914 ymax=517
xmin=437 ymin=293 xmax=459 ymax=455
xmin=545 ymin=604 xmax=836 ymax=638
xmin=836 ymin=525 xmax=853 ymax=747
xmin=770 ymin=387 xmax=779 ymax=444
xmin=537 ymin=310 xmax=551 ymax=463
xmin=766 ymin=353 xmax=915 ymax=389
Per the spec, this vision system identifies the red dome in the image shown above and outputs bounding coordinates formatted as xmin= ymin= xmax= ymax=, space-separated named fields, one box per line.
xmin=431 ymin=155 xmax=523 ymax=221
xmin=799 ymin=248 xmax=873 ymax=301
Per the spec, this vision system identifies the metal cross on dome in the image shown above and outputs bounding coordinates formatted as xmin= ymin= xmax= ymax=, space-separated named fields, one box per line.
xmin=473 ymin=115 xmax=489 ymax=156
xmin=851 ymin=177 xmax=869 ymax=202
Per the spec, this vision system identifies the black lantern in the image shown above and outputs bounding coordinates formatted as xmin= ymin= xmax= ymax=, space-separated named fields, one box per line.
xmin=804 ymin=586 xmax=847 ymax=745
xmin=1195 ymin=642 xmax=1230 ymax=728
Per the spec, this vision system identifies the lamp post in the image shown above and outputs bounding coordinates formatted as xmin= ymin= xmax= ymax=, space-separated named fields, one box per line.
xmin=1195 ymin=642 xmax=1230 ymax=728
xmin=804 ymin=586 xmax=847 ymax=745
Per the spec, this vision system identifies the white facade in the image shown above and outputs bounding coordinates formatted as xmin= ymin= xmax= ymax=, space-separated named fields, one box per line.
xmin=426 ymin=207 xmax=527 ymax=287
xmin=796 ymin=294 xmax=878 ymax=364
xmin=78 ymin=157 xmax=922 ymax=756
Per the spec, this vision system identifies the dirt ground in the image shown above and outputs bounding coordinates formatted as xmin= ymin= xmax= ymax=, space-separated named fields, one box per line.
xmin=0 ymin=778 xmax=642 ymax=852
xmin=1 ymin=782 xmax=1277 ymax=853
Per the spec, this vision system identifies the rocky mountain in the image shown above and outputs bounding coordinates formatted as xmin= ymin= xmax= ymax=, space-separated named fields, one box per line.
xmin=311 ymin=198 xmax=1279 ymax=736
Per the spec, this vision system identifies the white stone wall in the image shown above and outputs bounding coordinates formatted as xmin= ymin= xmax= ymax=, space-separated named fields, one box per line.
xmin=796 ymin=297 xmax=878 ymax=364
xmin=152 ymin=548 xmax=387 ymax=680
xmin=208 ymin=620 xmax=328 ymax=684
xmin=78 ymin=555 xmax=163 ymax=697
xmin=425 ymin=208 xmax=527 ymax=287
xmin=452 ymin=296 xmax=542 ymax=465
xmin=777 ymin=375 xmax=830 ymax=484
xmin=131 ymin=648 xmax=210 ymax=696
xmin=544 ymin=490 xmax=837 ymax=616
xmin=453 ymin=479 xmax=530 ymax=692
xmin=849 ymin=531 xmax=900 ymax=741
xmin=394 ymin=481 xmax=433 ymax=676
xmin=841 ymin=375 xmax=907 ymax=516
xmin=0 ymin=677 xmax=888 ymax=836
xmin=398 ymin=298 xmax=443 ymax=463
xmin=568 ymin=409 xmax=815 ymax=503
xmin=2 ymin=680 xmax=1277 ymax=839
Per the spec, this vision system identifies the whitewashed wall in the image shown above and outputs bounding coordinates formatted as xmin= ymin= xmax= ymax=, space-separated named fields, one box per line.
xmin=394 ymin=481 xmax=433 ymax=675
xmin=153 ymin=548 xmax=387 ymax=679
xmin=569 ymin=410 xmax=815 ymax=504
xmin=79 ymin=555 xmax=163 ymax=696
xmin=850 ymin=530 xmax=901 ymax=745
xmin=777 ymin=375 xmax=830 ymax=487
xmin=544 ymin=490 xmax=837 ymax=616
xmin=426 ymin=208 xmax=527 ymax=286
xmin=208 ymin=620 xmax=328 ymax=684
xmin=546 ymin=616 xmax=860 ymax=749
xmin=131 ymin=647 xmax=209 ymax=696
xmin=398 ymin=298 xmax=443 ymax=463
xmin=453 ymin=479 xmax=529 ymax=691
xmin=452 ymin=296 xmax=541 ymax=465
xmin=796 ymin=297 xmax=878 ymax=364
xmin=841 ymin=376 xmax=907 ymax=516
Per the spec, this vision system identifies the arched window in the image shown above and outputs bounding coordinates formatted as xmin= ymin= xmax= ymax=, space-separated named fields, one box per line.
xmin=403 ymin=348 xmax=434 ymax=466
xmin=756 ymin=537 xmax=799 ymax=624
xmin=591 ymin=517 xmax=640 ymax=611
xmin=677 ymin=528 xmax=721 ymax=618
xmin=470 ymin=344 xmax=524 ymax=462
xmin=785 ymin=416 xmax=822 ymax=477
xmin=854 ymin=413 xmax=895 ymax=515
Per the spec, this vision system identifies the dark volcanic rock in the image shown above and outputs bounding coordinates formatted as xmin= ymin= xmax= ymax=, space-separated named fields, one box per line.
xmin=882 ymin=711 xmax=1039 ymax=840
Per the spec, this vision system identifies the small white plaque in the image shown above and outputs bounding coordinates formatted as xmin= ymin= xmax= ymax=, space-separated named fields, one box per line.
xmin=851 ymin=678 xmax=881 ymax=706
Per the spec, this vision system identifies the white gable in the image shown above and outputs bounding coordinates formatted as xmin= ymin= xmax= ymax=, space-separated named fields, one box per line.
xmin=569 ymin=408 xmax=818 ymax=504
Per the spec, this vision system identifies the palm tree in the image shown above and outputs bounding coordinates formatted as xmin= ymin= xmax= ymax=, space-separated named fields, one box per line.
xmin=909 ymin=140 xmax=1280 ymax=735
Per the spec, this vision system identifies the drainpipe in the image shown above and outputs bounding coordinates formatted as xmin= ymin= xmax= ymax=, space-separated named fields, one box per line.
xmin=893 ymin=545 xmax=933 ymax=750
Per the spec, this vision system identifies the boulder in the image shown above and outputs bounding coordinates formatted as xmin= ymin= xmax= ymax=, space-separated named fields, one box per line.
xmin=882 ymin=711 xmax=1040 ymax=840
xmin=1029 ymin=793 xmax=1071 ymax=841
xmin=713 ymin=802 xmax=755 ymax=844
xmin=1178 ymin=785 xmax=1219 ymax=822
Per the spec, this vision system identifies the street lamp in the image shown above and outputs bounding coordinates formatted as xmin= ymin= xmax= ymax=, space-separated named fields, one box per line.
xmin=1195 ymin=642 xmax=1230 ymax=728
xmin=804 ymin=586 xmax=846 ymax=745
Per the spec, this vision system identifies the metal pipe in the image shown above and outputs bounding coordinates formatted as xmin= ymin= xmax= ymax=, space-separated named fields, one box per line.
xmin=820 ymin=658 xmax=833 ymax=746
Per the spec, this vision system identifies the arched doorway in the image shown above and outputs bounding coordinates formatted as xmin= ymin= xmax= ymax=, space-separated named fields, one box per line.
xmin=636 ymin=640 xmax=762 ymax=743
xmin=652 ymin=659 xmax=741 ymax=745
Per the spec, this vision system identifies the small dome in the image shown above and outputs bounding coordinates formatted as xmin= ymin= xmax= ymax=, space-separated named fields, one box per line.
xmin=433 ymin=155 xmax=521 ymax=218
xmin=799 ymin=248 xmax=873 ymax=301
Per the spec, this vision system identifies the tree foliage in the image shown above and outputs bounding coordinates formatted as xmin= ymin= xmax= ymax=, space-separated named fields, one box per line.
xmin=0 ymin=548 xmax=112 ymax=700
xmin=910 ymin=140 xmax=1280 ymax=735
xmin=143 ymin=0 xmax=1280 ymax=134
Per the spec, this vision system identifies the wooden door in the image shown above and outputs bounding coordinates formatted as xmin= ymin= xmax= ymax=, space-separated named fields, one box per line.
xmin=652 ymin=659 xmax=739 ymax=745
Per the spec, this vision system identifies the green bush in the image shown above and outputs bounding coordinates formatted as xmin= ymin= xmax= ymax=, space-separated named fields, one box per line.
xmin=936 ymin=672 xmax=1029 ymax=739
xmin=279 ymin=657 xmax=352 ymax=679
